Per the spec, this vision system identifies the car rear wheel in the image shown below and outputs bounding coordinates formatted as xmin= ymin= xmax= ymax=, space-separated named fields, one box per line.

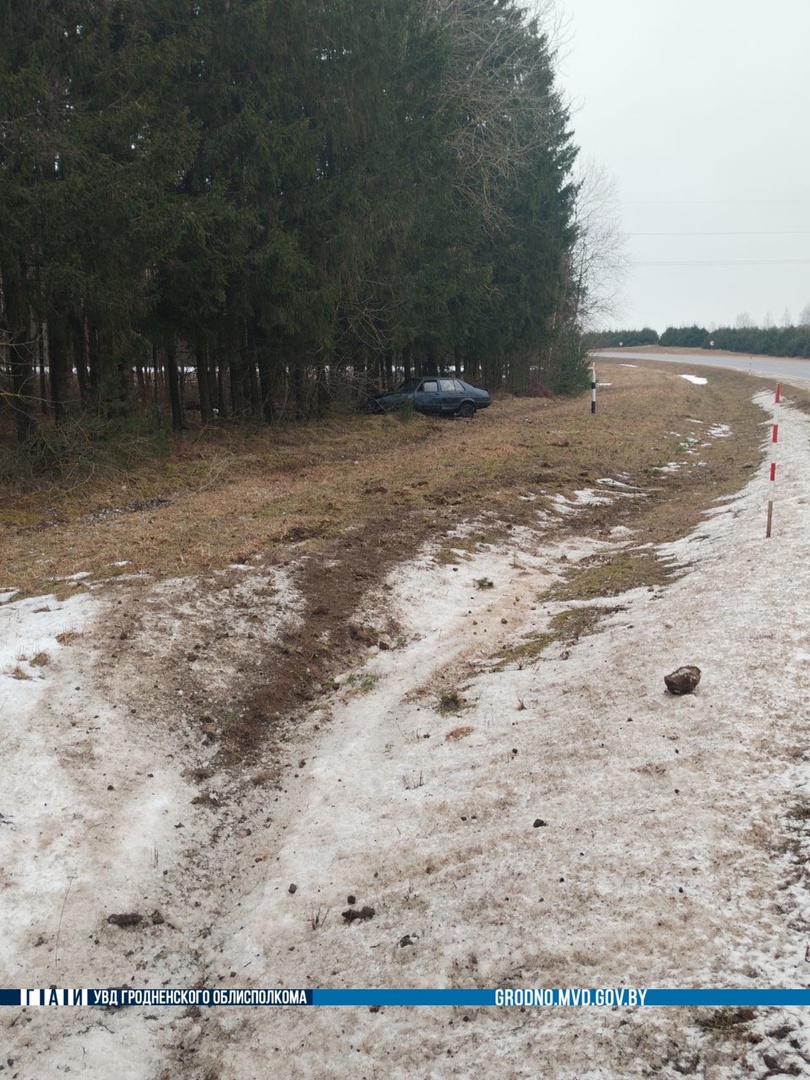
xmin=457 ymin=401 xmax=476 ymax=418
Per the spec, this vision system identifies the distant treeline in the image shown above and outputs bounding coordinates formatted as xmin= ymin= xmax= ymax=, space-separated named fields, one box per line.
xmin=582 ymin=329 xmax=659 ymax=348
xmin=0 ymin=0 xmax=586 ymax=444
xmin=586 ymin=325 xmax=810 ymax=358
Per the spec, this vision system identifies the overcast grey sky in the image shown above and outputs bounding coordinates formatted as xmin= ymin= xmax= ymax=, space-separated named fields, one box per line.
xmin=557 ymin=0 xmax=810 ymax=332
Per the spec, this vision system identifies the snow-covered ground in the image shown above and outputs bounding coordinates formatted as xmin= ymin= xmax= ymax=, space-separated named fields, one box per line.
xmin=3 ymin=385 xmax=810 ymax=1077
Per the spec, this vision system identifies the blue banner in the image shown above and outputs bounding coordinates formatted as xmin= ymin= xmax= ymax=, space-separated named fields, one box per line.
xmin=6 ymin=987 xmax=810 ymax=1007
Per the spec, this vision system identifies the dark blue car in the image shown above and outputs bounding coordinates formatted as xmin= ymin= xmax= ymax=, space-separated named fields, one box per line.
xmin=373 ymin=376 xmax=491 ymax=418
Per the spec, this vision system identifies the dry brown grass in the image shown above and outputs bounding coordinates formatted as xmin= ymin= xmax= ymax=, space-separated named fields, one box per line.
xmin=0 ymin=361 xmax=785 ymax=599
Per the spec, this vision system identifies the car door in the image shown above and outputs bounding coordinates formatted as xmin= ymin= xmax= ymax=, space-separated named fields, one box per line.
xmin=438 ymin=378 xmax=464 ymax=414
xmin=413 ymin=379 xmax=441 ymax=414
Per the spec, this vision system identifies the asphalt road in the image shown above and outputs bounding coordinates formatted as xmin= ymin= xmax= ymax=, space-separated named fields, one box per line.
xmin=593 ymin=349 xmax=810 ymax=390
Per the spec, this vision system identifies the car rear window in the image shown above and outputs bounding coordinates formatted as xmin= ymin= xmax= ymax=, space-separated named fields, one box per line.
xmin=421 ymin=380 xmax=438 ymax=393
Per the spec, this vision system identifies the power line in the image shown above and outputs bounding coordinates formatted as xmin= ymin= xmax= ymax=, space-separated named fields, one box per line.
xmin=634 ymin=259 xmax=810 ymax=267
xmin=625 ymin=199 xmax=810 ymax=205
xmin=631 ymin=230 xmax=810 ymax=237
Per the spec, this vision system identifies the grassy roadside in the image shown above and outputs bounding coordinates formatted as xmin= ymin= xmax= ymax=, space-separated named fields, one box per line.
xmin=1 ymin=358 xmax=795 ymax=758
xmin=0 ymin=360 xmax=785 ymax=598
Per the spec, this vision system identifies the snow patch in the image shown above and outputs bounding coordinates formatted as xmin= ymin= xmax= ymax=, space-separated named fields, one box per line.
xmin=597 ymin=477 xmax=637 ymax=489
xmin=549 ymin=489 xmax=613 ymax=511
xmin=0 ymin=592 xmax=94 ymax=685
xmin=572 ymin=488 xmax=612 ymax=506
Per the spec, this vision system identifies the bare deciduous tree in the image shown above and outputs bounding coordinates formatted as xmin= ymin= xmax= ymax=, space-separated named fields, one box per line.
xmin=568 ymin=158 xmax=628 ymax=328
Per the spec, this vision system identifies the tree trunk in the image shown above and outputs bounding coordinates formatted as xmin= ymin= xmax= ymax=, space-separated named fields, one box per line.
xmin=48 ymin=315 xmax=69 ymax=424
xmin=216 ymin=356 xmax=227 ymax=419
xmin=87 ymin=323 xmax=102 ymax=410
xmin=244 ymin=327 xmax=260 ymax=418
xmin=73 ymin=315 xmax=90 ymax=406
xmin=165 ymin=339 xmax=183 ymax=433
xmin=256 ymin=345 xmax=276 ymax=425
xmin=195 ymin=339 xmax=213 ymax=425
xmin=315 ymin=358 xmax=329 ymax=418
xmin=37 ymin=318 xmax=48 ymax=414
xmin=292 ymin=362 xmax=305 ymax=419
xmin=228 ymin=335 xmax=249 ymax=419
xmin=2 ymin=262 xmax=37 ymax=442
xmin=424 ymin=340 xmax=438 ymax=375
xmin=116 ymin=334 xmax=132 ymax=416
xmin=136 ymin=361 xmax=147 ymax=399
xmin=152 ymin=343 xmax=161 ymax=409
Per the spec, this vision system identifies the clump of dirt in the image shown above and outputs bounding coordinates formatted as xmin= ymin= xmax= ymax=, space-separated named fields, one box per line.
xmin=106 ymin=912 xmax=143 ymax=927
xmin=342 ymin=905 xmax=375 ymax=923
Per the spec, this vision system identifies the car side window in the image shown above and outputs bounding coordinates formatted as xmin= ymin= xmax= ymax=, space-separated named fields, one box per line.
xmin=421 ymin=380 xmax=438 ymax=393
xmin=439 ymin=379 xmax=455 ymax=392
xmin=453 ymin=380 xmax=465 ymax=391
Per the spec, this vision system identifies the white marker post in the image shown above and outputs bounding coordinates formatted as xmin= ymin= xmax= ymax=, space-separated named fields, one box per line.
xmin=590 ymin=363 xmax=596 ymax=414
xmin=765 ymin=383 xmax=781 ymax=538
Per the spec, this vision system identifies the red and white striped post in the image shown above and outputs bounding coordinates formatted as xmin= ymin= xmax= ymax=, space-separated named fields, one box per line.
xmin=765 ymin=383 xmax=781 ymax=538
